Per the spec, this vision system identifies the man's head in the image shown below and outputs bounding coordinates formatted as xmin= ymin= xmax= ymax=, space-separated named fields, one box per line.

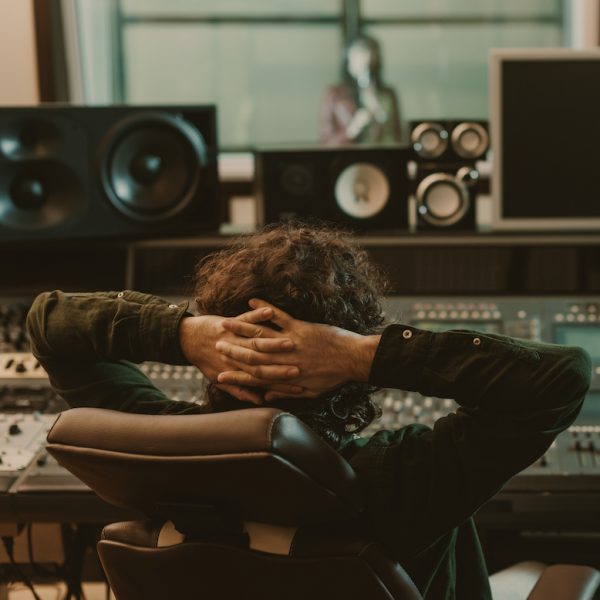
xmin=194 ymin=222 xmax=386 ymax=448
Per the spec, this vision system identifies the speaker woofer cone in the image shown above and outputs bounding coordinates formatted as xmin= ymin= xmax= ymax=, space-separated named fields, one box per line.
xmin=100 ymin=113 xmax=207 ymax=222
xmin=334 ymin=162 xmax=390 ymax=219
xmin=0 ymin=161 xmax=82 ymax=230
xmin=451 ymin=122 xmax=489 ymax=159
xmin=416 ymin=173 xmax=468 ymax=227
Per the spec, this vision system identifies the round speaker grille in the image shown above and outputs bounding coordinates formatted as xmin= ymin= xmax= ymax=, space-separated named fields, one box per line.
xmin=100 ymin=113 xmax=206 ymax=221
xmin=416 ymin=173 xmax=468 ymax=227
xmin=334 ymin=163 xmax=389 ymax=219
xmin=451 ymin=122 xmax=489 ymax=159
xmin=280 ymin=164 xmax=313 ymax=196
xmin=411 ymin=122 xmax=448 ymax=159
xmin=0 ymin=161 xmax=82 ymax=230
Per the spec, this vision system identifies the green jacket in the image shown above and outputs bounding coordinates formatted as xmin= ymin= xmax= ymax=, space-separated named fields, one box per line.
xmin=27 ymin=290 xmax=591 ymax=600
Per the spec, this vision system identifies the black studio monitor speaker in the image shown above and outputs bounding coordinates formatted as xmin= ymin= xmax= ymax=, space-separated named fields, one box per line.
xmin=256 ymin=146 xmax=410 ymax=231
xmin=409 ymin=120 xmax=489 ymax=162
xmin=0 ymin=105 xmax=221 ymax=242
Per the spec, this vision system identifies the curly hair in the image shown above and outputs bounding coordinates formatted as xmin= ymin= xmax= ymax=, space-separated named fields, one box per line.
xmin=194 ymin=221 xmax=386 ymax=449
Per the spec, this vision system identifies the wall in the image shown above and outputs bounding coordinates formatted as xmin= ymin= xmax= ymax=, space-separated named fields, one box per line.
xmin=0 ymin=0 xmax=39 ymax=104
xmin=571 ymin=0 xmax=600 ymax=48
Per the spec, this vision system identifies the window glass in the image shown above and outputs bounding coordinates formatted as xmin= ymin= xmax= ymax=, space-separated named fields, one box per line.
xmin=73 ymin=1 xmax=568 ymax=148
xmin=124 ymin=24 xmax=341 ymax=146
xmin=368 ymin=23 xmax=563 ymax=121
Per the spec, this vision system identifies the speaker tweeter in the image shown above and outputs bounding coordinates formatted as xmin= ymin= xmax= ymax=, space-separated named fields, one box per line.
xmin=410 ymin=120 xmax=489 ymax=162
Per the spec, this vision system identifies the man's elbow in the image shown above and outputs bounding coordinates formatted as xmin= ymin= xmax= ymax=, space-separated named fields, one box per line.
xmin=560 ymin=346 xmax=592 ymax=402
xmin=26 ymin=291 xmax=55 ymax=357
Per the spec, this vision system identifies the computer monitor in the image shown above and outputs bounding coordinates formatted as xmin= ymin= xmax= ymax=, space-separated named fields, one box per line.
xmin=491 ymin=49 xmax=600 ymax=230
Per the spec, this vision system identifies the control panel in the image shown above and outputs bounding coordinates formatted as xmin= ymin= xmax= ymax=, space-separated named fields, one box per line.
xmin=0 ymin=352 xmax=47 ymax=383
xmin=383 ymin=296 xmax=600 ymax=391
xmin=0 ymin=302 xmax=30 ymax=353
xmin=367 ymin=297 xmax=600 ymax=488
xmin=138 ymin=362 xmax=208 ymax=408
xmin=1 ymin=297 xmax=600 ymax=496
xmin=0 ymin=412 xmax=57 ymax=492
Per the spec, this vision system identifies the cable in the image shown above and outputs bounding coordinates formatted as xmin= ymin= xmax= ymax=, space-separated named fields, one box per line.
xmin=27 ymin=523 xmax=63 ymax=579
xmin=1 ymin=535 xmax=43 ymax=600
xmin=60 ymin=523 xmax=87 ymax=600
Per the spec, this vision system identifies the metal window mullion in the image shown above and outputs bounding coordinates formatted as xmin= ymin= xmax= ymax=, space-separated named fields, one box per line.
xmin=343 ymin=0 xmax=361 ymax=41
xmin=360 ymin=15 xmax=564 ymax=27
xmin=112 ymin=0 xmax=127 ymax=102
xmin=120 ymin=14 xmax=342 ymax=26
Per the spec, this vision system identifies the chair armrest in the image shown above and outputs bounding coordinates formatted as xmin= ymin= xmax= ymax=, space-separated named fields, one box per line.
xmin=489 ymin=561 xmax=546 ymax=600
xmin=527 ymin=565 xmax=600 ymax=600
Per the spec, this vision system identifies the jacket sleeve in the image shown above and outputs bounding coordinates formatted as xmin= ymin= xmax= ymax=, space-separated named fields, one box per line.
xmin=26 ymin=290 xmax=206 ymax=415
xmin=357 ymin=324 xmax=591 ymax=554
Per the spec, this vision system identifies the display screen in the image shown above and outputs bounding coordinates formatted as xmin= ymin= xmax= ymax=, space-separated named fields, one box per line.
xmin=413 ymin=321 xmax=502 ymax=334
xmin=501 ymin=59 xmax=600 ymax=218
xmin=554 ymin=326 xmax=600 ymax=361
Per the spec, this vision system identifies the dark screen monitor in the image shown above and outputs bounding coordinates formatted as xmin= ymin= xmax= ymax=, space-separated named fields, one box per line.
xmin=491 ymin=49 xmax=600 ymax=230
xmin=554 ymin=325 xmax=600 ymax=362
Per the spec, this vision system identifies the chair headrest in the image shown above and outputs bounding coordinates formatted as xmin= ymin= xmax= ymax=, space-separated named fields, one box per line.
xmin=46 ymin=407 xmax=363 ymax=526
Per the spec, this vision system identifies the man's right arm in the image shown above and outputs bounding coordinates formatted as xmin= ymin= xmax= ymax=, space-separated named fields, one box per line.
xmin=357 ymin=324 xmax=590 ymax=552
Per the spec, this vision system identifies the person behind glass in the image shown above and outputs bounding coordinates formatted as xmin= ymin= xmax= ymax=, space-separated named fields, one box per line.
xmin=27 ymin=223 xmax=590 ymax=600
xmin=320 ymin=34 xmax=402 ymax=145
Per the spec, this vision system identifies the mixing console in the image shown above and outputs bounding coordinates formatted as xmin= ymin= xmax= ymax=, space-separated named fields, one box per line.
xmin=0 ymin=302 xmax=29 ymax=353
xmin=0 ymin=296 xmax=600 ymax=499
xmin=364 ymin=297 xmax=600 ymax=488
xmin=0 ymin=412 xmax=57 ymax=491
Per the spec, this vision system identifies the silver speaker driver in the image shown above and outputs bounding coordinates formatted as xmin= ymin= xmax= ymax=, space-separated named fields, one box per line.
xmin=416 ymin=173 xmax=468 ymax=227
xmin=451 ymin=122 xmax=489 ymax=159
xmin=411 ymin=122 xmax=449 ymax=159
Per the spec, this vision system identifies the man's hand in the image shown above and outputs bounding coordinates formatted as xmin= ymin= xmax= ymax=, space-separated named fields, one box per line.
xmin=215 ymin=299 xmax=381 ymax=401
xmin=178 ymin=306 xmax=303 ymax=404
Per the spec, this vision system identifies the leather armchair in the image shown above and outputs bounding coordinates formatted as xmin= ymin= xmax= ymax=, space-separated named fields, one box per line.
xmin=46 ymin=407 xmax=600 ymax=600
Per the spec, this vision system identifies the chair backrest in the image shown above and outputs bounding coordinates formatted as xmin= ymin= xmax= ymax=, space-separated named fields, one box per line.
xmin=47 ymin=407 xmax=422 ymax=600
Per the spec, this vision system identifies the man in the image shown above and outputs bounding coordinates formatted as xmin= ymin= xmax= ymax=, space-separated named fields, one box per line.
xmin=27 ymin=223 xmax=590 ymax=599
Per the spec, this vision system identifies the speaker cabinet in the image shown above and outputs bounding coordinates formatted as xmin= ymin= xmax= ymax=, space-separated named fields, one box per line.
xmin=256 ymin=146 xmax=410 ymax=231
xmin=0 ymin=105 xmax=221 ymax=241
xmin=409 ymin=120 xmax=489 ymax=162
xmin=414 ymin=164 xmax=479 ymax=231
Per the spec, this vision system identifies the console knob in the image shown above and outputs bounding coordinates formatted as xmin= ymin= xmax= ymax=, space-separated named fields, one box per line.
xmin=8 ymin=423 xmax=22 ymax=435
